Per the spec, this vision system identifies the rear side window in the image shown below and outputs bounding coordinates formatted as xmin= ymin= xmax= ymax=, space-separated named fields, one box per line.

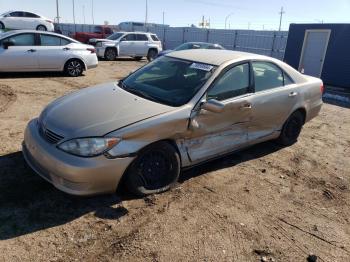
xmin=24 ymin=12 xmax=40 ymax=18
xmin=5 ymin=33 xmax=35 ymax=46
xmin=151 ymin=35 xmax=159 ymax=41
xmin=136 ymin=34 xmax=148 ymax=41
xmin=252 ymin=62 xmax=284 ymax=92
xmin=208 ymin=63 xmax=250 ymax=101
xmin=40 ymin=34 xmax=71 ymax=46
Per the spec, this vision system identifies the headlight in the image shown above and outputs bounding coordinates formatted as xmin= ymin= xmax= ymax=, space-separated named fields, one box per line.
xmin=58 ymin=137 xmax=120 ymax=157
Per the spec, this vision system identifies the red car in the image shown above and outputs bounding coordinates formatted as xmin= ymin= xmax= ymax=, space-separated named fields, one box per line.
xmin=70 ymin=25 xmax=113 ymax=43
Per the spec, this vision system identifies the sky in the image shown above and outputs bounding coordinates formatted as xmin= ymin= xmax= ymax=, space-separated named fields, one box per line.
xmin=0 ymin=0 xmax=350 ymax=30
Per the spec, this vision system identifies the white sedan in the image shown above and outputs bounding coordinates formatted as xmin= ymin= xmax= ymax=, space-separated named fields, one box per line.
xmin=0 ymin=11 xmax=54 ymax=31
xmin=0 ymin=30 xmax=98 ymax=77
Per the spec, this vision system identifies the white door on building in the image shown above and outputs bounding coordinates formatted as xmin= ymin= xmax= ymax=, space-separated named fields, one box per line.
xmin=298 ymin=30 xmax=331 ymax=77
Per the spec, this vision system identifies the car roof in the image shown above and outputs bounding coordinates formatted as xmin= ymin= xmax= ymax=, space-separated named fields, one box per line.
xmin=166 ymin=49 xmax=267 ymax=66
xmin=0 ymin=30 xmax=78 ymax=42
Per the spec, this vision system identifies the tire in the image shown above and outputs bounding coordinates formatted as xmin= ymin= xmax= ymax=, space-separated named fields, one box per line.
xmin=277 ymin=111 xmax=304 ymax=146
xmin=105 ymin=48 xmax=117 ymax=61
xmin=36 ymin=25 xmax=47 ymax=31
xmin=134 ymin=56 xmax=143 ymax=61
xmin=147 ymin=49 xmax=158 ymax=62
xmin=125 ymin=142 xmax=180 ymax=196
xmin=0 ymin=22 xmax=4 ymax=30
xmin=64 ymin=59 xmax=84 ymax=77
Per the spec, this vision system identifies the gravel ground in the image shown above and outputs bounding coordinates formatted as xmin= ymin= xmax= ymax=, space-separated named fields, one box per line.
xmin=0 ymin=60 xmax=349 ymax=262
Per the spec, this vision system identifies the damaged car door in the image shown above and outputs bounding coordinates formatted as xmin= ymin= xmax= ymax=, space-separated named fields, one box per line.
xmin=186 ymin=62 xmax=253 ymax=163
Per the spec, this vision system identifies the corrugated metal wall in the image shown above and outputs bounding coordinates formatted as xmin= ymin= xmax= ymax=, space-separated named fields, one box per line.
xmin=56 ymin=23 xmax=288 ymax=60
xmin=284 ymin=23 xmax=350 ymax=88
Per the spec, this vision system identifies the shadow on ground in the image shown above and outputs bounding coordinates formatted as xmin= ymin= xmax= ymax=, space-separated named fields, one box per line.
xmin=0 ymin=72 xmax=86 ymax=79
xmin=0 ymin=141 xmax=283 ymax=240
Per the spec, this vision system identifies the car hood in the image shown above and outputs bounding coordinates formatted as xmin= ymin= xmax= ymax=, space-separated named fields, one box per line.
xmin=41 ymin=82 xmax=175 ymax=138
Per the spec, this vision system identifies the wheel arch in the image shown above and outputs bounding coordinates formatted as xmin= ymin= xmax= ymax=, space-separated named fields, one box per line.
xmin=293 ymin=107 xmax=307 ymax=124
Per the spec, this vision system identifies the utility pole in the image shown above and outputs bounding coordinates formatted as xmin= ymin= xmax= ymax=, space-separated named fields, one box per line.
xmin=248 ymin=22 xmax=251 ymax=30
xmin=278 ymin=6 xmax=285 ymax=31
xmin=145 ymin=0 xmax=148 ymax=26
xmin=83 ymin=5 xmax=86 ymax=24
xmin=55 ymin=0 xmax=60 ymax=24
xmin=91 ymin=0 xmax=95 ymax=24
xmin=72 ymin=0 xmax=76 ymax=33
xmin=162 ymin=11 xmax=165 ymax=26
xmin=225 ymin=12 xmax=234 ymax=29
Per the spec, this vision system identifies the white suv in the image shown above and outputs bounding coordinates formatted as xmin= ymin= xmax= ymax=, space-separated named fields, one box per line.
xmin=0 ymin=11 xmax=54 ymax=31
xmin=92 ymin=32 xmax=162 ymax=61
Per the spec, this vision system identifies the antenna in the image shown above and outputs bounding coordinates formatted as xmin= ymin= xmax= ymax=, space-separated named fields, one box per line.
xmin=278 ymin=6 xmax=285 ymax=31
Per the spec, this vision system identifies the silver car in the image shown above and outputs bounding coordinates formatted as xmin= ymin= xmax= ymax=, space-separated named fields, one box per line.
xmin=23 ymin=50 xmax=323 ymax=196
xmin=0 ymin=30 xmax=98 ymax=77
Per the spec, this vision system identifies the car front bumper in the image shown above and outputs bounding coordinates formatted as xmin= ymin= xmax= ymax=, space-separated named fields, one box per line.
xmin=22 ymin=119 xmax=135 ymax=196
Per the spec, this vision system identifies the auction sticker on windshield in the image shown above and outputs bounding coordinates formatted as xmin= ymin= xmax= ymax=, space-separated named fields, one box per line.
xmin=190 ymin=63 xmax=214 ymax=71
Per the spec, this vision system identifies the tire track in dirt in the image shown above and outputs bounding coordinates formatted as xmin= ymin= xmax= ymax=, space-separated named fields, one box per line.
xmin=0 ymin=85 xmax=17 ymax=113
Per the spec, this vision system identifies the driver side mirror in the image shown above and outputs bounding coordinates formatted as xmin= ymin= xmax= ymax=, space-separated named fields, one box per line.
xmin=201 ymin=99 xmax=225 ymax=113
xmin=3 ymin=40 xmax=15 ymax=49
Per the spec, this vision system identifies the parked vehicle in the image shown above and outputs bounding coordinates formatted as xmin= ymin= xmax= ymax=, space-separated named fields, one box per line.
xmin=23 ymin=50 xmax=323 ymax=196
xmin=0 ymin=11 xmax=54 ymax=31
xmin=0 ymin=30 xmax=98 ymax=76
xmin=158 ymin=42 xmax=224 ymax=57
xmin=70 ymin=25 xmax=113 ymax=44
xmin=93 ymin=31 xmax=162 ymax=61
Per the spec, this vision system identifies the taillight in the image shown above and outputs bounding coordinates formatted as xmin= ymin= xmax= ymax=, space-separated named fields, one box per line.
xmin=87 ymin=48 xmax=96 ymax=54
xmin=320 ymin=84 xmax=325 ymax=94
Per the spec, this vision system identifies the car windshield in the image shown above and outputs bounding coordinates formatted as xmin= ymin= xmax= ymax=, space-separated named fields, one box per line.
xmin=121 ymin=56 xmax=216 ymax=107
xmin=107 ymin=32 xmax=124 ymax=40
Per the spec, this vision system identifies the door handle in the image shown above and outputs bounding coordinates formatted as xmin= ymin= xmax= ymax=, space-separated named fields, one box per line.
xmin=240 ymin=103 xmax=252 ymax=109
xmin=63 ymin=47 xmax=70 ymax=51
xmin=289 ymin=91 xmax=298 ymax=97
xmin=27 ymin=49 xmax=36 ymax=52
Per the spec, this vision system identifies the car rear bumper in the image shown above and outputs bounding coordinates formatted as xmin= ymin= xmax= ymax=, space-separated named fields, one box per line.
xmin=22 ymin=119 xmax=135 ymax=196
xmin=96 ymin=47 xmax=106 ymax=58
xmin=84 ymin=54 xmax=98 ymax=70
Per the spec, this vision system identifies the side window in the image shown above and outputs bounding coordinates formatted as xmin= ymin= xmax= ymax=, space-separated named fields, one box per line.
xmin=136 ymin=34 xmax=148 ymax=41
xmin=104 ymin=28 xmax=113 ymax=34
xmin=284 ymin=73 xmax=294 ymax=85
xmin=40 ymin=34 xmax=71 ymax=46
xmin=151 ymin=35 xmax=159 ymax=41
xmin=10 ymin=12 xmax=23 ymax=17
xmin=207 ymin=63 xmax=250 ymax=101
xmin=252 ymin=62 xmax=284 ymax=92
xmin=6 ymin=33 xmax=35 ymax=46
xmin=124 ymin=34 xmax=136 ymax=41
xmin=24 ymin=12 xmax=40 ymax=18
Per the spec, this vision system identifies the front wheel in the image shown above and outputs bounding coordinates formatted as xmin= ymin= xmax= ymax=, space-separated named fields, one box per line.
xmin=277 ymin=111 xmax=304 ymax=146
xmin=105 ymin=48 xmax=117 ymax=61
xmin=147 ymin=49 xmax=158 ymax=62
xmin=64 ymin=59 xmax=84 ymax=77
xmin=36 ymin=25 xmax=47 ymax=31
xmin=125 ymin=142 xmax=180 ymax=196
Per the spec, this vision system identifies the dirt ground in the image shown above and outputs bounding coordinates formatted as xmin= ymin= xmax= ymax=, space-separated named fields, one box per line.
xmin=0 ymin=60 xmax=349 ymax=262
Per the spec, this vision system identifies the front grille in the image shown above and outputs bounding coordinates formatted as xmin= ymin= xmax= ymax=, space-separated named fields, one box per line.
xmin=38 ymin=122 xmax=64 ymax=144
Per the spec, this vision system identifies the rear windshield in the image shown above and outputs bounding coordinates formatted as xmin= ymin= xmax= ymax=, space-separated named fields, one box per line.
xmin=121 ymin=56 xmax=216 ymax=107
xmin=151 ymin=35 xmax=159 ymax=41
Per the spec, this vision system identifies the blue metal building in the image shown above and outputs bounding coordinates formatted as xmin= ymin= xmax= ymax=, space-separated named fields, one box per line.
xmin=284 ymin=23 xmax=350 ymax=88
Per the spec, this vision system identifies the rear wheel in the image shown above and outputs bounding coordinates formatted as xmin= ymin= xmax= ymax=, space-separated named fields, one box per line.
xmin=36 ymin=25 xmax=47 ymax=31
xmin=125 ymin=142 xmax=180 ymax=196
xmin=0 ymin=22 xmax=4 ymax=30
xmin=64 ymin=59 xmax=84 ymax=77
xmin=105 ymin=48 xmax=117 ymax=61
xmin=147 ymin=49 xmax=158 ymax=62
xmin=277 ymin=111 xmax=304 ymax=146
